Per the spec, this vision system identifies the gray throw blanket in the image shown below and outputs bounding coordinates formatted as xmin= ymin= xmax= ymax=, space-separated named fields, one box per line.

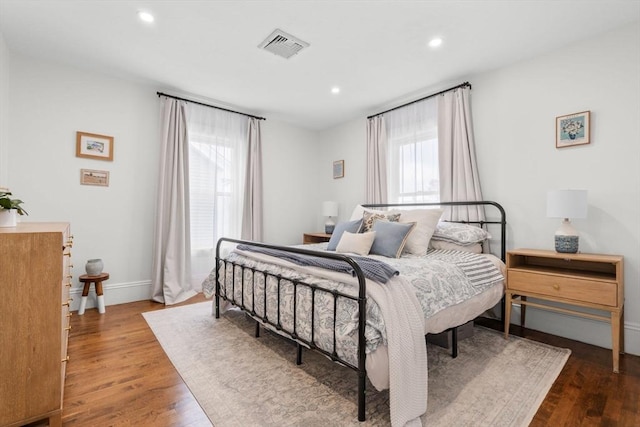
xmin=236 ymin=244 xmax=399 ymax=284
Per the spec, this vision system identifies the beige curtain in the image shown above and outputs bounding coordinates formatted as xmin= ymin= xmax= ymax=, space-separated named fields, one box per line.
xmin=241 ymin=118 xmax=263 ymax=241
xmin=437 ymin=86 xmax=485 ymax=221
xmin=151 ymin=96 xmax=196 ymax=305
xmin=366 ymin=115 xmax=388 ymax=204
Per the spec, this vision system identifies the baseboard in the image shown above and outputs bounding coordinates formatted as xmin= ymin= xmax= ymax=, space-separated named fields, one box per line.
xmin=69 ymin=280 xmax=151 ymax=312
xmin=509 ymin=304 xmax=639 ymax=356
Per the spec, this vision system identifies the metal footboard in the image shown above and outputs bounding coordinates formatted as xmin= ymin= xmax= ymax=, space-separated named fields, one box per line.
xmin=215 ymin=237 xmax=368 ymax=422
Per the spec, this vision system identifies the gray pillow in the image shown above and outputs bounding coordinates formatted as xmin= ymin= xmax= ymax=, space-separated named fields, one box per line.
xmin=370 ymin=220 xmax=416 ymax=258
xmin=327 ymin=219 xmax=363 ymax=251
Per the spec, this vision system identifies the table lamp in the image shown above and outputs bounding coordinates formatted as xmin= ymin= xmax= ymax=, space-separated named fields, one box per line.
xmin=322 ymin=201 xmax=338 ymax=234
xmin=546 ymin=189 xmax=588 ymax=253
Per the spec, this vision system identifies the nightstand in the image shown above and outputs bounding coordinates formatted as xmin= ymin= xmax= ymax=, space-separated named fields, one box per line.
xmin=504 ymin=248 xmax=624 ymax=373
xmin=303 ymin=232 xmax=331 ymax=244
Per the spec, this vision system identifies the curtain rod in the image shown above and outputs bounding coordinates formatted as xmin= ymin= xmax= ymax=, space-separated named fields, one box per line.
xmin=156 ymin=92 xmax=266 ymax=121
xmin=367 ymin=81 xmax=471 ymax=119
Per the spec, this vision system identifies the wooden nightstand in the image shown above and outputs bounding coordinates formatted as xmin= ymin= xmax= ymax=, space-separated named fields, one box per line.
xmin=303 ymin=232 xmax=332 ymax=244
xmin=504 ymin=248 xmax=624 ymax=372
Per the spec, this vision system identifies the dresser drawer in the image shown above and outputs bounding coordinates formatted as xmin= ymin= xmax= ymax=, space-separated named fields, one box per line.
xmin=508 ymin=270 xmax=617 ymax=306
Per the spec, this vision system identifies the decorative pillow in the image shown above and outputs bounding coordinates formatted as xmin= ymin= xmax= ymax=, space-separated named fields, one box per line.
xmin=326 ymin=219 xmax=363 ymax=251
xmin=431 ymin=222 xmax=491 ymax=245
xmin=360 ymin=211 xmax=401 ymax=232
xmin=349 ymin=205 xmax=400 ymax=222
xmin=370 ymin=220 xmax=416 ymax=258
xmin=398 ymin=208 xmax=443 ymax=254
xmin=429 ymin=240 xmax=483 ymax=254
xmin=336 ymin=231 xmax=376 ymax=256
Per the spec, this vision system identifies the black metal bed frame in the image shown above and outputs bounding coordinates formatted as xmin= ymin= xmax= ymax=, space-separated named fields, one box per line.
xmin=214 ymin=201 xmax=506 ymax=422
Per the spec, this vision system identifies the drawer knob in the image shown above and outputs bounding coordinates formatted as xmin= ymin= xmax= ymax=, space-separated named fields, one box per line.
xmin=552 ymin=284 xmax=560 ymax=290
xmin=62 ymin=356 xmax=70 ymax=363
xmin=65 ymin=326 xmax=72 ymax=331
xmin=62 ymin=302 xmax=70 ymax=307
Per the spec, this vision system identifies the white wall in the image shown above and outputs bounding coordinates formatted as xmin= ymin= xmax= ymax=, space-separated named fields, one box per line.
xmin=0 ymin=33 xmax=9 ymax=185
xmin=316 ymin=119 xmax=367 ymax=227
xmin=318 ymin=22 xmax=640 ymax=354
xmin=261 ymin=119 xmax=321 ymax=244
xmin=7 ymin=54 xmax=160 ymax=308
xmin=473 ymin=22 xmax=640 ymax=354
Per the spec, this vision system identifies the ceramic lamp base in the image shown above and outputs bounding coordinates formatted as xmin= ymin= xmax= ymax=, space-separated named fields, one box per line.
xmin=555 ymin=235 xmax=579 ymax=253
xmin=325 ymin=217 xmax=336 ymax=234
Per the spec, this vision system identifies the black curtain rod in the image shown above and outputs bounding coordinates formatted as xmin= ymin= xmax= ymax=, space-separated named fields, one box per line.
xmin=156 ymin=92 xmax=266 ymax=121
xmin=367 ymin=81 xmax=471 ymax=119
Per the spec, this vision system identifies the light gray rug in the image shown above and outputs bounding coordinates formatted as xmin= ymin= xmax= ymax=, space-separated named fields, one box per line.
xmin=143 ymin=302 xmax=570 ymax=427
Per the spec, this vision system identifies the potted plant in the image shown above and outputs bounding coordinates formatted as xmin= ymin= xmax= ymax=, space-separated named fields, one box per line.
xmin=0 ymin=188 xmax=28 ymax=227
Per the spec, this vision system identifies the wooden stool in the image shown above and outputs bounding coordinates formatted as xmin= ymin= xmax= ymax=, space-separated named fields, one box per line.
xmin=78 ymin=273 xmax=109 ymax=315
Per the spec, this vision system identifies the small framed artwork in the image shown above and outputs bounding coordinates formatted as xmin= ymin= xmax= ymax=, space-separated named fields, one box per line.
xmin=80 ymin=169 xmax=110 ymax=187
xmin=556 ymin=111 xmax=590 ymax=148
xmin=76 ymin=131 xmax=114 ymax=160
xmin=333 ymin=160 xmax=344 ymax=179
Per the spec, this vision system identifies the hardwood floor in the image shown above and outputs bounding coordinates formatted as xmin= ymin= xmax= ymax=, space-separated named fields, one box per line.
xmin=61 ymin=295 xmax=211 ymax=427
xmin=44 ymin=296 xmax=640 ymax=426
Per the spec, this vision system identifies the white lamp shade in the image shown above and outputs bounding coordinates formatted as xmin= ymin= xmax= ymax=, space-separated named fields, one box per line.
xmin=547 ymin=190 xmax=588 ymax=219
xmin=322 ymin=201 xmax=338 ymax=217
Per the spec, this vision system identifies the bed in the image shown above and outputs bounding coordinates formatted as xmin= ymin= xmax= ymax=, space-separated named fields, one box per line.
xmin=203 ymin=201 xmax=506 ymax=426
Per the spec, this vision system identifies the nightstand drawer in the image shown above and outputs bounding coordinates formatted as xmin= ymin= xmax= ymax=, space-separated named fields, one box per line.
xmin=508 ymin=270 xmax=617 ymax=306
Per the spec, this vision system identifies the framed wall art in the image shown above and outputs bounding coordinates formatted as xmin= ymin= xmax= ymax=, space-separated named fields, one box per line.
xmin=76 ymin=131 xmax=114 ymax=160
xmin=80 ymin=169 xmax=110 ymax=187
xmin=556 ymin=111 xmax=590 ymax=148
xmin=333 ymin=160 xmax=344 ymax=179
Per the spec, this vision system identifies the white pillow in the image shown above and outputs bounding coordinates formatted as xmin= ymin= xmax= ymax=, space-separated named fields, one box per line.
xmin=399 ymin=208 xmax=443 ymax=254
xmin=432 ymin=222 xmax=491 ymax=245
xmin=336 ymin=231 xmax=376 ymax=256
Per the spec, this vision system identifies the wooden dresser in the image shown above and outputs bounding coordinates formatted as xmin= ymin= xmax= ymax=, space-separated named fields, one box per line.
xmin=0 ymin=222 xmax=73 ymax=427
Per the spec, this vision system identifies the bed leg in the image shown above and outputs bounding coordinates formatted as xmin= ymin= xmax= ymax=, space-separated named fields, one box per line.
xmin=296 ymin=343 xmax=303 ymax=365
xmin=255 ymin=321 xmax=260 ymax=338
xmin=358 ymin=372 xmax=366 ymax=421
xmin=451 ymin=327 xmax=458 ymax=358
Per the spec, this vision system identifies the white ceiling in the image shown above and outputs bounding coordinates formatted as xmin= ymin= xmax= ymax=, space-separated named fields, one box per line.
xmin=1 ymin=1 xmax=639 ymax=130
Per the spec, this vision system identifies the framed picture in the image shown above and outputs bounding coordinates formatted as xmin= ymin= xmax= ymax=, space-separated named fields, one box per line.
xmin=76 ymin=131 xmax=114 ymax=160
xmin=80 ymin=169 xmax=110 ymax=187
xmin=556 ymin=111 xmax=590 ymax=148
xmin=333 ymin=160 xmax=344 ymax=179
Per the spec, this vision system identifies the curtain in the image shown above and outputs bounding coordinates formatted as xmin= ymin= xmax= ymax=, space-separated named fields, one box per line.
xmin=366 ymin=115 xmax=388 ymax=204
xmin=151 ymin=96 xmax=195 ymax=305
xmin=241 ymin=118 xmax=263 ymax=241
xmin=385 ymin=97 xmax=439 ymax=203
xmin=437 ymin=86 xmax=485 ymax=221
xmin=186 ymin=102 xmax=249 ymax=287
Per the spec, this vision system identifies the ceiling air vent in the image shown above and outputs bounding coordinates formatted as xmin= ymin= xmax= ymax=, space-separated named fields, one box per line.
xmin=258 ymin=29 xmax=309 ymax=59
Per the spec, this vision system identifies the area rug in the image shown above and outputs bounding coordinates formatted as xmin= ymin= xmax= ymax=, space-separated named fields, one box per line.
xmin=143 ymin=302 xmax=570 ymax=427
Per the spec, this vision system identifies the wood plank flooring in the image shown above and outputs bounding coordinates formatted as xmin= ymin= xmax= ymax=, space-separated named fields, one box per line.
xmin=43 ymin=295 xmax=640 ymax=426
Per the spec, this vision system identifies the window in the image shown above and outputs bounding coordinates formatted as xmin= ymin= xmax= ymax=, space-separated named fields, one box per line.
xmin=385 ymin=97 xmax=439 ymax=203
xmin=186 ymin=104 xmax=248 ymax=284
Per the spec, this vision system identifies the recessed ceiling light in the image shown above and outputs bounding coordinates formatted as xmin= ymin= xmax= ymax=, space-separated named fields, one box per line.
xmin=138 ymin=11 xmax=154 ymax=23
xmin=428 ymin=37 xmax=443 ymax=48
xmin=331 ymin=87 xmax=340 ymax=94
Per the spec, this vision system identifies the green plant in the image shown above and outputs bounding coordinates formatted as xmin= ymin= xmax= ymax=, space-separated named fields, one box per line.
xmin=0 ymin=189 xmax=28 ymax=215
